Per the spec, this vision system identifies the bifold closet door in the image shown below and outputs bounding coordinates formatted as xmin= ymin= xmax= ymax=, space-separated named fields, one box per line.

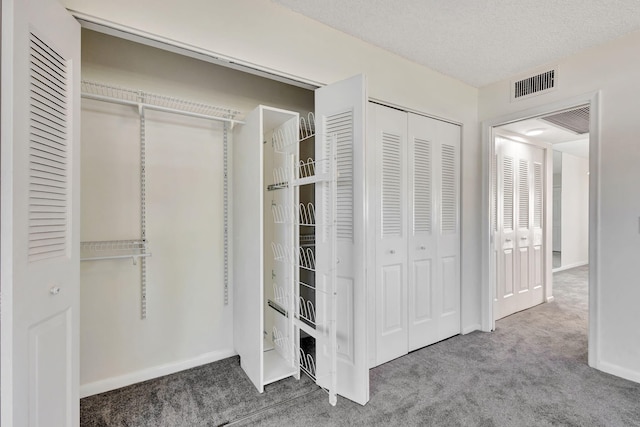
xmin=407 ymin=113 xmax=461 ymax=351
xmin=495 ymin=137 xmax=545 ymax=320
xmin=371 ymin=105 xmax=461 ymax=366
xmin=371 ymin=104 xmax=409 ymax=365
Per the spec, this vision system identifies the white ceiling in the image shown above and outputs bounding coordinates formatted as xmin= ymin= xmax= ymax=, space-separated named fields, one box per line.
xmin=272 ymin=0 xmax=640 ymax=87
xmin=498 ymin=118 xmax=589 ymax=159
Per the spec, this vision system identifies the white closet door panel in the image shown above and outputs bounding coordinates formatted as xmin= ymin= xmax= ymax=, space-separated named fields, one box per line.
xmin=2 ymin=0 xmax=80 ymax=425
xmin=315 ymin=74 xmax=369 ymax=405
xmin=496 ymin=138 xmax=517 ymax=320
xmin=516 ymin=158 xmax=532 ymax=299
xmin=371 ymin=103 xmax=408 ymax=365
xmin=407 ymin=114 xmax=461 ymax=350
xmin=521 ymin=146 xmax=545 ymax=311
xmin=407 ymin=113 xmax=437 ymax=351
xmin=533 ymin=161 xmax=545 ymax=289
xmin=232 ymin=106 xmax=264 ymax=392
xmin=435 ymin=122 xmax=461 ymax=341
xmin=411 ymin=259 xmax=434 ymax=328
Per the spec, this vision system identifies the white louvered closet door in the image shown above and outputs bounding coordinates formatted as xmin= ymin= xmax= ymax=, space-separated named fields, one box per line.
xmin=370 ymin=104 xmax=409 ymax=365
xmin=495 ymin=137 xmax=545 ymax=320
xmin=1 ymin=0 xmax=81 ymax=425
xmin=315 ymin=74 xmax=369 ymax=405
xmin=370 ymin=105 xmax=461 ymax=366
xmin=410 ymin=114 xmax=461 ymax=347
xmin=407 ymin=114 xmax=437 ymax=351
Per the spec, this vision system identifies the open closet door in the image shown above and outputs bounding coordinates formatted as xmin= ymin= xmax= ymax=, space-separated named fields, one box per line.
xmin=315 ymin=75 xmax=369 ymax=405
xmin=1 ymin=0 xmax=81 ymax=425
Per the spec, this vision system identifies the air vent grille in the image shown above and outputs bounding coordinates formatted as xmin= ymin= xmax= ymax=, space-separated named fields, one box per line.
xmin=540 ymin=106 xmax=590 ymax=134
xmin=513 ymin=69 xmax=556 ymax=100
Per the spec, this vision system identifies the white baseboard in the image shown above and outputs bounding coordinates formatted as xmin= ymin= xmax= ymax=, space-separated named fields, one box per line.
xmin=552 ymin=260 xmax=588 ymax=273
xmin=598 ymin=360 xmax=640 ymax=384
xmin=462 ymin=324 xmax=481 ymax=335
xmin=80 ymin=348 xmax=237 ymax=398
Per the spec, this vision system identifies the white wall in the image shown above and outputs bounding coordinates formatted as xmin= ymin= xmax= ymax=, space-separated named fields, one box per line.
xmin=62 ymin=0 xmax=482 ymax=333
xmin=560 ymin=152 xmax=589 ymax=269
xmin=480 ymin=30 xmax=640 ymax=382
xmin=79 ymin=30 xmax=313 ymax=396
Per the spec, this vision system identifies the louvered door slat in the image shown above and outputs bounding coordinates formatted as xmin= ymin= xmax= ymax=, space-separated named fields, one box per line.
xmin=534 ymin=162 xmax=543 ymax=228
xmin=518 ymin=159 xmax=529 ymax=229
xmin=326 ymin=110 xmax=354 ymax=241
xmin=28 ymin=32 xmax=69 ymax=261
xmin=413 ymin=138 xmax=432 ymax=234
xmin=30 ymin=96 xmax=66 ymax=124
xmin=30 ymin=153 xmax=66 ymax=171
xmin=492 ymin=154 xmax=498 ymax=232
xmin=503 ymin=156 xmax=514 ymax=230
xmin=382 ymin=132 xmax=402 ymax=237
xmin=441 ymin=144 xmax=457 ymax=233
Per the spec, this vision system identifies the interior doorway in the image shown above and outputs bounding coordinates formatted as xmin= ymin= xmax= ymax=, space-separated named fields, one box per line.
xmin=493 ymin=105 xmax=590 ymax=320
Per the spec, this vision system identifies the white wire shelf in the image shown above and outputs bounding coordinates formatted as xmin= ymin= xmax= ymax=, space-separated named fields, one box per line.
xmin=270 ymin=242 xmax=316 ymax=271
xmin=273 ymin=283 xmax=290 ymax=307
xmin=298 ymin=295 xmax=316 ymax=325
xmin=272 ymin=202 xmax=317 ymax=226
xmin=292 ymin=158 xmax=332 ymax=187
xmin=81 ymin=239 xmax=151 ymax=265
xmin=81 ymin=80 xmax=243 ymax=125
xmin=272 ymin=119 xmax=300 ymax=153
xmin=299 ymin=346 xmax=317 ymax=380
xmin=299 ymin=112 xmax=316 ymax=141
xmin=272 ymin=326 xmax=293 ymax=361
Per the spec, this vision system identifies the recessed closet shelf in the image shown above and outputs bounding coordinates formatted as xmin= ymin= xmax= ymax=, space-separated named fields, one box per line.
xmin=81 ymin=80 xmax=244 ymax=125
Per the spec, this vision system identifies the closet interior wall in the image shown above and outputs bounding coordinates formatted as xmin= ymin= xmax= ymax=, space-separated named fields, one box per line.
xmin=79 ymin=29 xmax=313 ymax=396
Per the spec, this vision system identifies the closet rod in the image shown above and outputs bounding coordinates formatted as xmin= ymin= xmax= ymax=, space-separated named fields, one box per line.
xmin=81 ymin=93 xmax=245 ymax=125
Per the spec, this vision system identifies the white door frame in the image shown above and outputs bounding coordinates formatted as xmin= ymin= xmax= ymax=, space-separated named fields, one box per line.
xmin=481 ymin=91 xmax=600 ymax=369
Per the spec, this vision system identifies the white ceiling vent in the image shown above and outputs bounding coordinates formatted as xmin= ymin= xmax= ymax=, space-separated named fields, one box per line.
xmin=511 ymin=68 xmax=557 ymax=101
xmin=540 ymin=106 xmax=590 ymax=134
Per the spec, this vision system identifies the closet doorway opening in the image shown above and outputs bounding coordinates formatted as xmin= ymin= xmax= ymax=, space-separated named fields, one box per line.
xmin=483 ymin=96 xmax=598 ymax=367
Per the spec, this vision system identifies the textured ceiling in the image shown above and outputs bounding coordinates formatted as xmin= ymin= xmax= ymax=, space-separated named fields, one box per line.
xmin=272 ymin=0 xmax=640 ymax=87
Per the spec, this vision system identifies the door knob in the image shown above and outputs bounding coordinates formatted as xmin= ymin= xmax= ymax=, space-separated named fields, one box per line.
xmin=49 ymin=286 xmax=61 ymax=295
xmin=505 ymin=238 xmax=512 ymax=242
xmin=419 ymin=245 xmax=426 ymax=250
xmin=520 ymin=236 xmax=527 ymax=240
xmin=390 ymin=249 xmax=396 ymax=254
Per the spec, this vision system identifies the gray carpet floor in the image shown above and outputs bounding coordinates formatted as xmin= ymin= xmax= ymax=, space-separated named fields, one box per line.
xmin=81 ymin=266 xmax=640 ymax=426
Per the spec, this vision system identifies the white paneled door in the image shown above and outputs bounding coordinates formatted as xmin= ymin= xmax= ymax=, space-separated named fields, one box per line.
xmin=495 ymin=137 xmax=546 ymax=320
xmin=1 ymin=0 xmax=81 ymax=426
xmin=372 ymin=106 xmax=408 ymax=365
xmin=315 ymin=75 xmax=369 ymax=405
xmin=408 ymin=113 xmax=461 ymax=351
xmin=370 ymin=104 xmax=461 ymax=366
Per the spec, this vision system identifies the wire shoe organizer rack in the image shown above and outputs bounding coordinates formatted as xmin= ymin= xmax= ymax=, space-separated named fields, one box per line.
xmin=268 ymin=112 xmax=340 ymax=405
xmin=79 ymin=80 xmax=242 ymax=319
